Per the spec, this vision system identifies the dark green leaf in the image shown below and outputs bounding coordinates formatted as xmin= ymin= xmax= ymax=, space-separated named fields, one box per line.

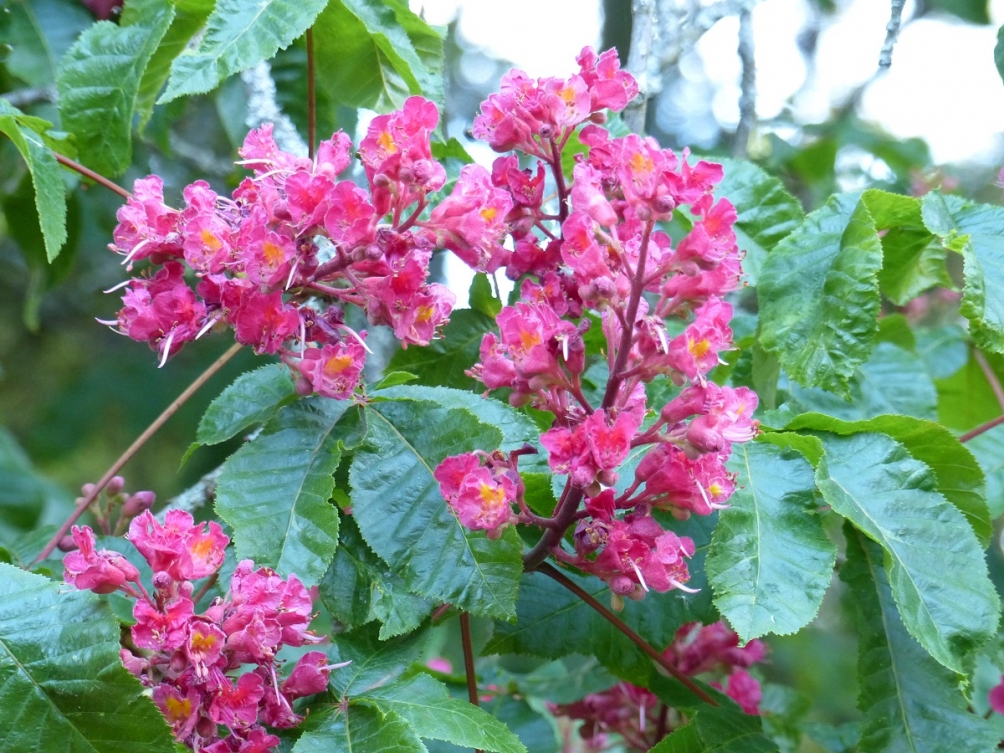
xmin=0 ymin=564 xmax=176 ymax=752
xmin=935 ymin=348 xmax=1004 ymax=431
xmin=0 ymin=100 xmax=66 ymax=261
xmin=0 ymin=0 xmax=93 ymax=87
xmin=319 ymin=513 xmax=429 ymax=638
xmin=715 ymin=158 xmax=803 ymax=286
xmin=758 ymin=192 xmax=883 ymax=394
xmin=787 ymin=342 xmax=937 ymax=421
xmin=814 ymin=432 xmax=999 ymax=672
xmin=784 ymin=412 xmax=993 ymax=545
xmin=470 ymin=273 xmax=502 ymax=318
xmin=196 ymin=363 xmax=295 ymax=446
xmin=57 ymin=0 xmax=174 ymax=176
xmin=706 ymin=441 xmax=835 ymax=640
xmin=963 ymin=423 xmax=1004 ymax=519
xmin=929 ymin=0 xmax=990 ymax=24
xmin=215 ymin=399 xmax=357 ymax=586
xmin=651 ymin=694 xmax=780 ymax=752
xmin=351 ymin=399 xmax=522 ymax=618
xmin=915 ymin=324 xmax=968 ymax=380
xmin=364 ymin=673 xmax=527 ymax=753
xmin=841 ymin=527 xmax=998 ymax=752
xmin=293 ymin=704 xmax=426 ymax=753
xmin=326 ymin=622 xmax=430 ymax=697
xmin=386 ymin=309 xmax=494 ymax=390
xmin=160 ymin=0 xmax=328 ymax=102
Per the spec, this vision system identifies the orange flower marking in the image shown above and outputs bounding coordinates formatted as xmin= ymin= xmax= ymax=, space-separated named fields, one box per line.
xmin=262 ymin=241 xmax=284 ymax=267
xmin=687 ymin=338 xmax=711 ymax=359
xmin=480 ymin=207 xmax=498 ymax=222
xmin=323 ymin=353 xmax=354 ymax=377
xmin=163 ymin=695 xmax=192 ymax=723
xmin=376 ymin=131 xmax=397 ymax=155
xmin=478 ymin=481 xmax=506 ymax=509
xmin=200 ymin=229 xmax=223 ymax=252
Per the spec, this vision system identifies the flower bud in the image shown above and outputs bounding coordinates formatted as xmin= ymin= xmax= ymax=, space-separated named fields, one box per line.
xmin=610 ymin=575 xmax=636 ymax=595
xmin=106 ymin=476 xmax=126 ymax=496
xmin=295 ymin=376 xmax=314 ymax=396
xmin=81 ymin=483 xmax=97 ymax=498
xmin=122 ymin=490 xmax=156 ymax=518
xmin=596 ymin=469 xmax=619 ymax=488
xmin=589 ymin=111 xmax=608 ymax=124
xmin=539 ymin=124 xmax=554 ymax=140
xmin=412 ymin=159 xmax=433 ymax=184
xmin=57 ymin=535 xmax=77 ymax=553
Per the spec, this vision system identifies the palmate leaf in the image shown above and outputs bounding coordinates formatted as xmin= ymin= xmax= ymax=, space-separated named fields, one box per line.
xmin=214 ymin=398 xmax=362 ymax=587
xmin=651 ymin=694 xmax=779 ymax=752
xmin=160 ymin=0 xmax=328 ymax=102
xmin=0 ymin=101 xmax=66 ymax=262
xmin=784 ymin=412 xmax=992 ymax=546
xmin=841 ymin=528 xmax=998 ymax=753
xmin=293 ymin=705 xmax=426 ymax=753
xmin=705 ymin=440 xmax=835 ymax=641
xmin=0 ymin=565 xmax=175 ymax=752
xmin=813 ymin=431 xmax=999 ymax=673
xmin=56 ymin=0 xmax=175 ymax=176
xmin=326 ymin=622 xmax=430 ymax=697
xmin=714 ymin=158 xmax=803 ymax=286
xmin=350 ymin=398 xmax=523 ymax=618
xmin=311 ymin=0 xmax=444 ymax=113
xmin=757 ymin=192 xmax=883 ymax=394
xmin=364 ymin=673 xmax=527 ymax=753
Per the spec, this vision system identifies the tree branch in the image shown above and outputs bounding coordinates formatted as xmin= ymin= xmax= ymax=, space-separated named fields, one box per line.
xmin=458 ymin=612 xmax=485 ymax=753
xmin=306 ymin=28 xmax=316 ymax=159
xmin=878 ymin=0 xmax=906 ymax=69
xmin=732 ymin=6 xmax=756 ymax=158
xmin=624 ymin=0 xmax=658 ymax=134
xmin=53 ymin=152 xmax=132 ymax=200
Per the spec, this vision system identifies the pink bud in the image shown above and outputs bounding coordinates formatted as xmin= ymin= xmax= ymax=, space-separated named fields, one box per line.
xmin=106 ymin=476 xmax=126 ymax=496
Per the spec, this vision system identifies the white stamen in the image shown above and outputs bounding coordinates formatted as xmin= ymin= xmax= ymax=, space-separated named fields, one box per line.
xmin=561 ymin=336 xmax=569 ymax=362
xmin=195 ymin=317 xmax=217 ymax=340
xmin=695 ymin=479 xmax=712 ymax=511
xmin=342 ymin=325 xmax=373 ymax=354
xmin=657 ymin=326 xmax=668 ymax=354
xmin=324 ymin=660 xmax=353 ymax=671
xmin=120 ymin=238 xmax=153 ymax=266
xmin=95 ymin=317 xmax=120 ymax=327
xmin=670 ymin=578 xmax=701 ymax=594
xmin=158 ymin=331 xmax=175 ymax=368
xmin=286 ymin=258 xmax=300 ymax=290
xmin=102 ymin=279 xmax=133 ymax=294
xmin=299 ymin=318 xmax=307 ymax=356
xmin=630 ymin=560 xmax=650 ymax=592
xmin=718 ymin=355 xmax=729 ymax=365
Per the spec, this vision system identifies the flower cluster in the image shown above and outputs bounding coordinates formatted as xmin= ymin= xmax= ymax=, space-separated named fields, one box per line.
xmin=549 ymin=621 xmax=765 ymax=751
xmin=106 ymin=97 xmax=517 ymax=400
xmin=433 ymin=451 xmax=520 ymax=538
xmin=434 ymin=47 xmax=757 ymax=598
xmin=64 ymin=509 xmax=338 ymax=752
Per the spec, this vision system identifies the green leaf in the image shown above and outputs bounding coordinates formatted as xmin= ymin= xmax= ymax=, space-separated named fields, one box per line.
xmin=924 ymin=193 xmax=1004 ymax=354
xmin=0 ymin=100 xmax=67 ymax=262
xmin=651 ymin=695 xmax=780 ymax=752
xmin=813 ymin=432 xmax=999 ymax=673
xmin=0 ymin=0 xmax=93 ymax=87
xmin=364 ymin=673 xmax=527 ymax=753
xmin=916 ymin=324 xmax=969 ymax=380
xmin=758 ymin=192 xmax=883 ymax=394
xmin=715 ymin=158 xmax=804 ymax=286
xmin=0 ymin=564 xmax=176 ymax=752
xmin=786 ymin=342 xmax=937 ymax=422
xmin=963 ymin=423 xmax=1004 ymax=519
xmin=293 ymin=704 xmax=427 ymax=753
xmin=350 ymin=399 xmax=522 ymax=618
xmin=431 ymin=137 xmax=475 ymax=164
xmin=160 ymin=0 xmax=328 ymax=102
xmin=132 ymin=0 xmax=215 ymax=130
xmin=997 ymin=24 xmax=1004 ymax=86
xmin=0 ymin=426 xmax=71 ymax=537
xmin=841 ymin=527 xmax=998 ymax=753
xmin=935 ymin=347 xmax=1004 ymax=431
xmin=706 ymin=441 xmax=836 ymax=641
xmin=470 ymin=273 xmax=502 ymax=318
xmin=319 ymin=513 xmax=430 ymax=638
xmin=784 ymin=412 xmax=993 ymax=545
xmin=326 ymin=622 xmax=430 ymax=697
xmin=214 ymin=398 xmax=358 ymax=587
xmin=311 ymin=0 xmax=443 ymax=113
xmin=485 ymin=543 xmax=716 ymax=685
xmin=195 ymin=363 xmax=295 ymax=446
xmin=56 ymin=0 xmax=174 ymax=176
xmin=386 ymin=309 xmax=494 ymax=390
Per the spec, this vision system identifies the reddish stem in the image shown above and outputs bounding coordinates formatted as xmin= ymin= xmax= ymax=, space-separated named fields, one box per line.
xmin=306 ymin=28 xmax=316 ymax=160
xmin=458 ymin=612 xmax=485 ymax=753
xmin=31 ymin=342 xmax=242 ymax=564
xmin=536 ymin=563 xmax=718 ymax=707
xmin=960 ymin=414 xmax=1004 ymax=444
xmin=975 ymin=350 xmax=1004 ymax=412
xmin=53 ymin=152 xmax=132 ymax=200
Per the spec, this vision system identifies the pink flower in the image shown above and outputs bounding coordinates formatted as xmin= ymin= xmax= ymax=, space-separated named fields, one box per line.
xmin=111 ymin=175 xmax=182 ymax=267
xmin=63 ymin=525 xmax=140 ymax=594
xmin=228 ymin=289 xmax=301 ymax=355
xmin=133 ymin=595 xmax=194 ymax=651
xmin=209 ymin=672 xmax=264 ymax=727
xmin=667 ymin=298 xmax=734 ymax=382
xmin=724 ymin=669 xmax=762 ymax=714
xmin=434 ymin=453 xmax=518 ymax=537
xmin=280 ymin=651 xmax=333 ymax=699
xmin=153 ymin=683 xmax=202 ymax=741
xmin=294 ymin=339 xmax=366 ymax=400
xmin=128 ymin=510 xmax=229 ymax=581
xmin=187 ymin=621 xmax=227 ymax=679
xmin=989 ymin=675 xmax=1004 ymax=715
xmin=576 ymin=46 xmax=639 ymax=112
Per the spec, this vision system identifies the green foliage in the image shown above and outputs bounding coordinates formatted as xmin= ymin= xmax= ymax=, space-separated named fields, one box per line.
xmin=56 ymin=0 xmax=175 ymax=176
xmin=841 ymin=528 xmax=998 ymax=752
xmin=651 ymin=694 xmax=780 ymax=752
xmin=706 ymin=441 xmax=836 ymax=641
xmin=195 ymin=362 xmax=295 ymax=446
xmin=0 ymin=0 xmax=93 ymax=87
xmin=0 ymin=100 xmax=66 ymax=261
xmin=160 ymin=0 xmax=328 ymax=102
xmin=350 ymin=398 xmax=523 ymax=618
xmin=386 ymin=309 xmax=496 ymax=390
xmin=813 ymin=431 xmax=999 ymax=673
xmin=293 ymin=705 xmax=426 ymax=752
xmin=757 ymin=192 xmax=883 ymax=395
xmin=214 ymin=398 xmax=359 ymax=587
xmin=319 ymin=513 xmax=430 ymax=638
xmin=310 ymin=0 xmax=444 ymax=112
xmin=0 ymin=564 xmax=176 ymax=752
xmin=715 ymin=158 xmax=804 ymax=286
